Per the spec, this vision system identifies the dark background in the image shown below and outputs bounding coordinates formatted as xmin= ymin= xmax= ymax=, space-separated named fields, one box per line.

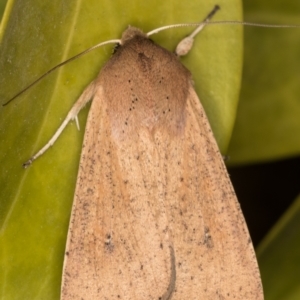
xmin=228 ymin=156 xmax=300 ymax=246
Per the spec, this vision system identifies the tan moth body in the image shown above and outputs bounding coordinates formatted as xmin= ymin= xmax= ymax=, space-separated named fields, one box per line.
xmin=59 ymin=27 xmax=263 ymax=299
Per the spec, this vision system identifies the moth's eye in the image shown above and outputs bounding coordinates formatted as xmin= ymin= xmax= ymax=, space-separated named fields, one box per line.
xmin=113 ymin=43 xmax=121 ymax=54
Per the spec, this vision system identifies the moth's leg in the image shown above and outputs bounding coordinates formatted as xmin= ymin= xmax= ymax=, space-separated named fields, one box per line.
xmin=175 ymin=5 xmax=220 ymax=57
xmin=23 ymin=79 xmax=97 ymax=168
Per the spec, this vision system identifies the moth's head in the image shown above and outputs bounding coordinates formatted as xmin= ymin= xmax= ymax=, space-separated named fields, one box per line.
xmin=121 ymin=26 xmax=147 ymax=45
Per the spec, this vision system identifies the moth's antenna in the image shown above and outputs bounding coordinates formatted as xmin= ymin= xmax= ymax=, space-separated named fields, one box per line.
xmin=3 ymin=39 xmax=120 ymax=106
xmin=148 ymin=8 xmax=300 ymax=38
xmin=147 ymin=8 xmax=300 ymax=57
xmin=147 ymin=5 xmax=221 ymax=57
xmin=203 ymin=20 xmax=300 ymax=28
xmin=147 ymin=5 xmax=220 ymax=37
xmin=4 ymin=5 xmax=300 ymax=106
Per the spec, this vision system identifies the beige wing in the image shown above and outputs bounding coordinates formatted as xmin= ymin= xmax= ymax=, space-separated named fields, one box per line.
xmin=158 ymin=87 xmax=263 ymax=299
xmin=61 ymin=85 xmax=263 ymax=299
xmin=61 ymin=86 xmax=176 ymax=299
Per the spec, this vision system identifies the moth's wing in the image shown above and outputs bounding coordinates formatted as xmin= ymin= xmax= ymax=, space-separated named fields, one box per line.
xmin=160 ymin=87 xmax=263 ymax=299
xmin=61 ymin=87 xmax=175 ymax=299
xmin=61 ymin=84 xmax=263 ymax=299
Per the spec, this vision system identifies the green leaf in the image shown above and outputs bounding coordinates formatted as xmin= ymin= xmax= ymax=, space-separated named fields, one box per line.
xmin=257 ymin=194 xmax=300 ymax=300
xmin=0 ymin=0 xmax=7 ymax=22
xmin=227 ymin=0 xmax=300 ymax=164
xmin=0 ymin=0 xmax=242 ymax=299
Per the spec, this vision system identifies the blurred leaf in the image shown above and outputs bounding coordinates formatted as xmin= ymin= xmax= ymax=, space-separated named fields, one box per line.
xmin=0 ymin=0 xmax=7 ymax=21
xmin=257 ymin=194 xmax=300 ymax=300
xmin=227 ymin=0 xmax=300 ymax=164
xmin=0 ymin=0 xmax=242 ymax=299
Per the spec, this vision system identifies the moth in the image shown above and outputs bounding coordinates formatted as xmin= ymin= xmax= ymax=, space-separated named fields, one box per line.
xmin=19 ymin=6 xmax=264 ymax=300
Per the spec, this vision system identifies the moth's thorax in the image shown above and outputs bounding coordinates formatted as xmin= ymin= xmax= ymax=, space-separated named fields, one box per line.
xmin=98 ymin=28 xmax=192 ymax=140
